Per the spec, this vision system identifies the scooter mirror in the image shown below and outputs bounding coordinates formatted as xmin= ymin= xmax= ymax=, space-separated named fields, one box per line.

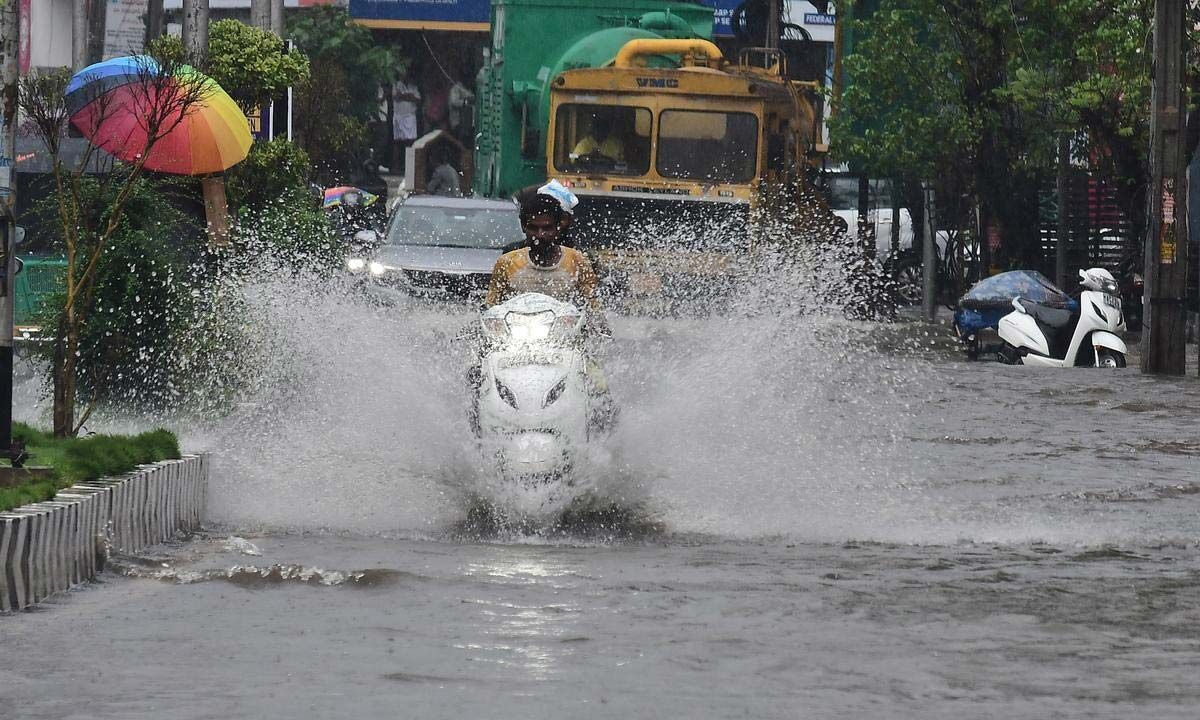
xmin=1011 ymin=297 xmax=1025 ymax=313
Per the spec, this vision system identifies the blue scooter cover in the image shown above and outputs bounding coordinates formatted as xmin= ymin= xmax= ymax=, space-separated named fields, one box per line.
xmin=954 ymin=270 xmax=1076 ymax=337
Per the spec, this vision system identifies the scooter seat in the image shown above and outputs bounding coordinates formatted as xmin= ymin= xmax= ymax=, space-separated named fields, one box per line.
xmin=1018 ymin=299 xmax=1074 ymax=329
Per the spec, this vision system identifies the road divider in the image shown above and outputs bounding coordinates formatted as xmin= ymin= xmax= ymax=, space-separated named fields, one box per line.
xmin=0 ymin=455 xmax=208 ymax=612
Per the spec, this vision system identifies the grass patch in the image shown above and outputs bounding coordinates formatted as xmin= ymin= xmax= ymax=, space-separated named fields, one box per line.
xmin=0 ymin=422 xmax=181 ymax=512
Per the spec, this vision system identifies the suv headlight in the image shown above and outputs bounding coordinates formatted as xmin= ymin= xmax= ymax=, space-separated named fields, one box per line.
xmin=347 ymin=257 xmax=366 ymax=272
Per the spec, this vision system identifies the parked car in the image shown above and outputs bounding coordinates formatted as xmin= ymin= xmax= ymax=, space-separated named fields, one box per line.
xmin=344 ymin=195 xmax=520 ymax=301
xmin=820 ymin=173 xmax=915 ymax=257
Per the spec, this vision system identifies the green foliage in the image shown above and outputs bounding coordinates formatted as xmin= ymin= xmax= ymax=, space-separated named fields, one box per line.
xmin=830 ymin=0 xmax=1165 ymax=267
xmin=207 ymin=19 xmax=311 ymax=114
xmin=226 ymin=137 xmax=314 ymax=210
xmin=145 ymin=34 xmax=186 ymax=65
xmin=831 ymin=2 xmax=979 ymax=180
xmin=224 ymin=189 xmax=343 ymax=276
xmin=288 ymin=5 xmax=404 ymax=118
xmin=288 ymin=5 xmax=406 ymax=178
xmin=33 ymin=175 xmax=207 ymax=413
xmin=147 ymin=23 xmax=310 ymax=115
xmin=0 ymin=423 xmax=180 ymax=512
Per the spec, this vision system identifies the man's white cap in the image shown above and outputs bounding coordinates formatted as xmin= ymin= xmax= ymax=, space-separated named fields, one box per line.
xmin=538 ymin=179 xmax=579 ymax=215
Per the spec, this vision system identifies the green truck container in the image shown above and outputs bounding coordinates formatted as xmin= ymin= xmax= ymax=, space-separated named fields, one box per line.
xmin=473 ymin=0 xmax=714 ymax=199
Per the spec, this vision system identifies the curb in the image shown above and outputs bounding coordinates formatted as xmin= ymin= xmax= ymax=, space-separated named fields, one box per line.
xmin=0 ymin=454 xmax=209 ymax=613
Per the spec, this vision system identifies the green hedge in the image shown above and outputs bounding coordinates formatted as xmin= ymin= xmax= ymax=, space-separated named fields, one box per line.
xmin=0 ymin=423 xmax=181 ymax=512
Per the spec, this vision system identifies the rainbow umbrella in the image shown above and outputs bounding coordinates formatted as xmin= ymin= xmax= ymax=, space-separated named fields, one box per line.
xmin=66 ymin=55 xmax=251 ymax=175
xmin=323 ymin=186 xmax=379 ymax=209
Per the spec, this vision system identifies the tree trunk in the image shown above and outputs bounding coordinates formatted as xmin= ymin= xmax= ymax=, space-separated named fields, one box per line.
xmin=145 ymin=0 xmax=165 ymax=47
xmin=51 ymin=319 xmax=75 ymax=437
xmin=270 ymin=0 xmax=284 ymax=36
xmin=72 ymin=0 xmax=88 ymax=70
xmin=250 ymin=0 xmax=271 ymax=32
xmin=182 ymin=0 xmax=209 ymax=66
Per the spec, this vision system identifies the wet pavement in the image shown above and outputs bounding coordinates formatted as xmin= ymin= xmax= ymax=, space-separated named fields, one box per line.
xmin=2 ymin=307 xmax=1199 ymax=719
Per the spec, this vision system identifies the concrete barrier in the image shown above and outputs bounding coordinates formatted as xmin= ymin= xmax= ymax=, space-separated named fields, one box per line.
xmin=0 ymin=454 xmax=208 ymax=612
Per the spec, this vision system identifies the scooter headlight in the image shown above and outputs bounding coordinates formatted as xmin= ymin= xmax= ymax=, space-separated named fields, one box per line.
xmin=505 ymin=310 xmax=556 ymax=341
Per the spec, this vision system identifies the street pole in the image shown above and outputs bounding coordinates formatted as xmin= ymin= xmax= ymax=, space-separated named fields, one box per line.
xmin=766 ymin=0 xmax=779 ymax=49
xmin=0 ymin=0 xmax=18 ymax=462
xmin=922 ymin=181 xmax=937 ymax=322
xmin=1055 ymin=134 xmax=1069 ymax=290
xmin=145 ymin=0 xmax=165 ymax=47
xmin=250 ymin=0 xmax=271 ymax=32
xmin=72 ymin=0 xmax=88 ymax=70
xmin=182 ymin=0 xmax=209 ymax=66
xmin=1142 ymin=0 xmax=1189 ymax=375
xmin=271 ymin=0 xmax=285 ymax=37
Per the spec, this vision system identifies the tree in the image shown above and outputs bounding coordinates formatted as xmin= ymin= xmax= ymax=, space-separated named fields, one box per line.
xmin=287 ymin=6 xmax=405 ymax=179
xmin=831 ymin=0 xmax=1176 ymax=273
xmin=150 ymin=22 xmax=310 ymax=116
xmin=19 ymin=54 xmax=213 ymax=436
xmin=206 ymin=19 xmax=309 ymax=115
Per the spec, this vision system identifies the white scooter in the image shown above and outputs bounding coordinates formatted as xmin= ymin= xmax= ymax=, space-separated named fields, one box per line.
xmin=997 ymin=267 xmax=1128 ymax=368
xmin=475 ymin=293 xmax=608 ymax=500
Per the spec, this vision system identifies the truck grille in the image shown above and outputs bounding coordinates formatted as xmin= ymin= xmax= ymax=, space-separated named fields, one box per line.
xmin=571 ymin=195 xmax=750 ymax=253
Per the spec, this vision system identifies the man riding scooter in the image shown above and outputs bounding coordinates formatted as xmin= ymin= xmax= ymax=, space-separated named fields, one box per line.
xmin=467 ymin=183 xmax=614 ymax=433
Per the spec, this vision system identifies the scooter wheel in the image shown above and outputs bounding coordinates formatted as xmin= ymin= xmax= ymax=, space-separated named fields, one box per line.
xmin=1096 ymin=350 xmax=1126 ymax=368
xmin=999 ymin=343 xmax=1022 ymax=365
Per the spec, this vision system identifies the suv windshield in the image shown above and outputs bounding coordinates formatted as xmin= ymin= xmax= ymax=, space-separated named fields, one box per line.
xmin=388 ymin=206 xmax=518 ymax=248
xmin=553 ymin=103 xmax=652 ymax=176
xmin=656 ymin=110 xmax=758 ymax=183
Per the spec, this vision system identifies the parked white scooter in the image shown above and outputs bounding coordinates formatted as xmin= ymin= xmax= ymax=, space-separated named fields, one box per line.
xmin=997 ymin=267 xmax=1127 ymax=368
xmin=475 ymin=293 xmax=608 ymax=498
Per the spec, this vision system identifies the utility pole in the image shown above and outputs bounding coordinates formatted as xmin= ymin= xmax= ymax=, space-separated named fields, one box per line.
xmin=271 ymin=0 xmax=285 ymax=36
xmin=766 ymin=0 xmax=779 ymax=49
xmin=1055 ymin=134 xmax=1070 ymax=290
xmin=72 ymin=0 xmax=89 ymax=70
xmin=182 ymin=0 xmax=209 ymax=66
xmin=0 ymin=0 xmax=19 ymax=462
xmin=252 ymin=0 xmax=284 ymax=36
xmin=87 ymin=0 xmax=106 ymax=65
xmin=183 ymin=0 xmax=225 ymax=244
xmin=146 ymin=0 xmax=165 ymax=47
xmin=922 ymin=182 xmax=937 ymax=322
xmin=250 ymin=0 xmax=272 ymax=32
xmin=1142 ymin=0 xmax=1189 ymax=375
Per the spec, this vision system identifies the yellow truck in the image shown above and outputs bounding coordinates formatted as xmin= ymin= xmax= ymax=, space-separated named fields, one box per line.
xmin=545 ymin=39 xmax=828 ymax=302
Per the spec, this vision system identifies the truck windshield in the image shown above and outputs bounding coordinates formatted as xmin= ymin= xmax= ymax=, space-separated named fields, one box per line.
xmin=656 ymin=110 xmax=758 ymax=183
xmin=553 ymin=104 xmax=652 ymax=176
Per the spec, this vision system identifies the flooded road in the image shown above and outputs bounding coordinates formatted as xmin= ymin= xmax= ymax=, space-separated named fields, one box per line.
xmin=3 ymin=298 xmax=1199 ymax=718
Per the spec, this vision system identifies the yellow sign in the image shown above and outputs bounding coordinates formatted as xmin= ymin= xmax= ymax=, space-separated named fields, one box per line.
xmin=1160 ymin=179 xmax=1177 ymax=265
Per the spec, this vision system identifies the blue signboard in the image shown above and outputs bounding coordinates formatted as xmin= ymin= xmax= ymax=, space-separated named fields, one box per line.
xmin=706 ymin=0 xmax=736 ymax=37
xmin=803 ymin=12 xmax=835 ymax=25
xmin=349 ymin=0 xmax=492 ymax=28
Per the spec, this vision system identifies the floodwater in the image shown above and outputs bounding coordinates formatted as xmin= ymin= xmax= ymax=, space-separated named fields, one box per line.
xmin=2 ymin=282 xmax=1199 ymax=719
